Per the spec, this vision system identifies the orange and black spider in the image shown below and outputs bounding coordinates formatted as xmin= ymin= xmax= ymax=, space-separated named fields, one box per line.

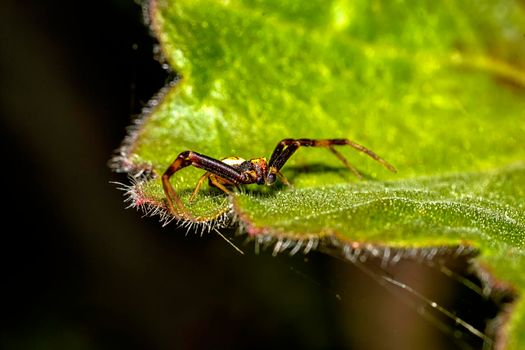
xmin=162 ymin=138 xmax=396 ymax=215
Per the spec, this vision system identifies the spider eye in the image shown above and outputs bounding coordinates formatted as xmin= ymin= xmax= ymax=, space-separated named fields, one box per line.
xmin=266 ymin=173 xmax=277 ymax=185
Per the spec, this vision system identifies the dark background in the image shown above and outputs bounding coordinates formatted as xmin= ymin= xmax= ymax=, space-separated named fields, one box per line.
xmin=0 ymin=1 xmax=506 ymax=349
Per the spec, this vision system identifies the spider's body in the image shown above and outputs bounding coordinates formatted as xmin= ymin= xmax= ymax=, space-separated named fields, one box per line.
xmin=202 ymin=156 xmax=271 ymax=190
xmin=219 ymin=156 xmax=270 ymax=186
xmin=162 ymin=138 xmax=396 ymax=216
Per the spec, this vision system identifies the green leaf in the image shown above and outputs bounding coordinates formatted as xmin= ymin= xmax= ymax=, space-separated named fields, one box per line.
xmin=234 ymin=164 xmax=525 ymax=248
xmin=113 ymin=0 xmax=525 ymax=347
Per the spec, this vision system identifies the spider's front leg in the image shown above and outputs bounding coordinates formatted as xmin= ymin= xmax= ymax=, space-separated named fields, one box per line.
xmin=162 ymin=151 xmax=247 ymax=216
xmin=267 ymin=138 xmax=396 ymax=182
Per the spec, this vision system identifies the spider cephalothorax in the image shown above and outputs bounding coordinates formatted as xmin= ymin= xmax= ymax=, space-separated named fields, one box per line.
xmin=219 ymin=157 xmax=270 ymax=185
xmin=162 ymin=138 xmax=396 ymax=216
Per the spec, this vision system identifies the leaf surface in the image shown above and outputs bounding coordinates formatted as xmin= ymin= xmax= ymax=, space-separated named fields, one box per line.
xmin=114 ymin=0 xmax=525 ymax=347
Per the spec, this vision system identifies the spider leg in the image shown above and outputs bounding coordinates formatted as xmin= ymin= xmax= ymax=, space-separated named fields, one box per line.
xmin=336 ymin=139 xmax=397 ymax=173
xmin=162 ymin=152 xmax=192 ymax=215
xmin=328 ymin=145 xmax=362 ymax=179
xmin=189 ymin=172 xmax=211 ymax=203
xmin=267 ymin=138 xmax=396 ymax=179
xmin=268 ymin=139 xmax=301 ymax=173
xmin=277 ymin=171 xmax=291 ymax=186
xmin=208 ymin=176 xmax=234 ymax=195
xmin=162 ymin=151 xmax=247 ymax=216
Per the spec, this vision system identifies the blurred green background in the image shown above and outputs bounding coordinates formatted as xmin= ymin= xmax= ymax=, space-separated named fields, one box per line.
xmin=0 ymin=1 xmax=507 ymax=349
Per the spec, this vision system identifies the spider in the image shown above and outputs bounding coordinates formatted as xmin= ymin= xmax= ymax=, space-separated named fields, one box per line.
xmin=162 ymin=138 xmax=396 ymax=216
